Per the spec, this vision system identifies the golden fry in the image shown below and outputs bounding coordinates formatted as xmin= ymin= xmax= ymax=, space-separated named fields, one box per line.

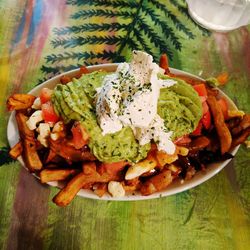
xmin=15 ymin=112 xmax=34 ymax=139
xmin=15 ymin=112 xmax=42 ymax=171
xmin=231 ymin=114 xmax=250 ymax=135
xmin=93 ymin=183 xmax=107 ymax=197
xmin=189 ymin=136 xmax=210 ymax=153
xmin=125 ymin=154 xmax=157 ymax=180
xmin=232 ymin=127 xmax=250 ymax=148
xmin=155 ymin=150 xmax=178 ymax=167
xmin=9 ymin=141 xmax=23 ymax=160
xmin=53 ymin=172 xmax=88 ymax=206
xmin=207 ymin=95 xmax=232 ymax=154
xmin=7 ymin=94 xmax=36 ymax=111
xmin=40 ymin=169 xmax=77 ymax=183
xmin=53 ymin=162 xmax=124 ymax=206
xmin=140 ymin=169 xmax=173 ymax=196
xmin=23 ymin=139 xmax=43 ymax=171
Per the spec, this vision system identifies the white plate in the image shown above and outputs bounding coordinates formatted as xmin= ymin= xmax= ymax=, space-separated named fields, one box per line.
xmin=7 ymin=64 xmax=240 ymax=201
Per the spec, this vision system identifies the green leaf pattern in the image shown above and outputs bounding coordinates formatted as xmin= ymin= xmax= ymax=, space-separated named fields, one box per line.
xmin=42 ymin=0 xmax=209 ymax=76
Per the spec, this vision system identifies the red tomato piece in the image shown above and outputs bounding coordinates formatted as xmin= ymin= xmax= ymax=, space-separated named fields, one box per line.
xmin=193 ymin=84 xmax=207 ymax=97
xmin=101 ymin=161 xmax=128 ymax=175
xmin=71 ymin=122 xmax=89 ymax=149
xmin=200 ymin=96 xmax=207 ymax=103
xmin=159 ymin=54 xmax=170 ymax=74
xmin=191 ymin=121 xmax=203 ymax=136
xmin=40 ymin=88 xmax=53 ymax=104
xmin=202 ymin=101 xmax=209 ymax=115
xmin=201 ymin=110 xmax=211 ymax=130
xmin=41 ymin=101 xmax=59 ymax=123
xmin=79 ymin=66 xmax=89 ymax=74
xmin=217 ymin=97 xmax=228 ymax=120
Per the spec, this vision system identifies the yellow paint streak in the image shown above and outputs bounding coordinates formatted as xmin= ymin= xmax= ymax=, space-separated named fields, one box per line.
xmin=225 ymin=181 xmax=250 ymax=249
xmin=0 ymin=51 xmax=10 ymax=111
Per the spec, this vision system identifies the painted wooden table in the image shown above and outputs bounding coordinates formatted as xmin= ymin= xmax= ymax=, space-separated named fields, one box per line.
xmin=0 ymin=1 xmax=249 ymax=249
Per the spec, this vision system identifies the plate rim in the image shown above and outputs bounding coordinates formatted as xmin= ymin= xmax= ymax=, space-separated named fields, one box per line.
xmin=7 ymin=63 xmax=240 ymax=201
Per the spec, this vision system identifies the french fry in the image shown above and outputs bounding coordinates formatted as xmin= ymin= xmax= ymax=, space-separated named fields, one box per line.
xmin=53 ymin=162 xmax=123 ymax=206
xmin=231 ymin=114 xmax=250 ymax=135
xmin=22 ymin=139 xmax=43 ymax=171
xmin=15 ymin=112 xmax=42 ymax=171
xmin=40 ymin=169 xmax=77 ymax=183
xmin=15 ymin=112 xmax=34 ymax=139
xmin=155 ymin=150 xmax=178 ymax=167
xmin=188 ymin=136 xmax=210 ymax=153
xmin=82 ymin=161 xmax=97 ymax=175
xmin=228 ymin=110 xmax=245 ymax=119
xmin=7 ymin=94 xmax=36 ymax=111
xmin=176 ymin=146 xmax=189 ymax=156
xmin=53 ymin=172 xmax=89 ymax=206
xmin=207 ymin=87 xmax=219 ymax=97
xmin=140 ymin=169 xmax=173 ymax=196
xmin=207 ymin=95 xmax=232 ymax=154
xmin=122 ymin=178 xmax=141 ymax=192
xmin=50 ymin=138 xmax=96 ymax=162
xmin=93 ymin=183 xmax=107 ymax=197
xmin=125 ymin=154 xmax=157 ymax=180
xmin=9 ymin=141 xmax=23 ymax=159
xmin=45 ymin=149 xmax=57 ymax=163
xmin=231 ymin=127 xmax=250 ymax=148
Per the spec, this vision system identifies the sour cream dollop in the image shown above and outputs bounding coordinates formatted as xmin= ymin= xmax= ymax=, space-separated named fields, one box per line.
xmin=96 ymin=51 xmax=176 ymax=154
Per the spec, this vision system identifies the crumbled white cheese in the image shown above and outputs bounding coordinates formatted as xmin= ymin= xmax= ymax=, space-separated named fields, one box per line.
xmin=31 ymin=97 xmax=41 ymax=110
xmin=50 ymin=121 xmax=64 ymax=141
xmin=96 ymin=50 xmax=176 ymax=154
xmin=108 ymin=181 xmax=125 ymax=197
xmin=125 ymin=160 xmax=156 ymax=180
xmin=37 ymin=123 xmax=50 ymax=147
xmin=26 ymin=110 xmax=43 ymax=130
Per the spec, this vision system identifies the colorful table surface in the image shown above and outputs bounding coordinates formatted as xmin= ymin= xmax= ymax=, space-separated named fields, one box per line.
xmin=0 ymin=0 xmax=250 ymax=249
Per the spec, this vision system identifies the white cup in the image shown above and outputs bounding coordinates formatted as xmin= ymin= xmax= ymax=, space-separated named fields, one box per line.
xmin=186 ymin=0 xmax=250 ymax=32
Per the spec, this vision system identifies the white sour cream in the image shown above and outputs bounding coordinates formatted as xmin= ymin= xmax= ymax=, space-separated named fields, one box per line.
xmin=96 ymin=51 xmax=176 ymax=154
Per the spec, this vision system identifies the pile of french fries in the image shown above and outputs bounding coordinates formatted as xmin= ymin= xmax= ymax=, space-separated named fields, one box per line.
xmin=7 ymin=65 xmax=250 ymax=207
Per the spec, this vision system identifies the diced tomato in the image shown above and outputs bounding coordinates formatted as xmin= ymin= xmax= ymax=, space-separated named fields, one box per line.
xmin=71 ymin=122 xmax=89 ymax=149
xmin=191 ymin=121 xmax=203 ymax=136
xmin=193 ymin=84 xmax=207 ymax=98
xmin=75 ymin=66 xmax=89 ymax=79
xmin=41 ymin=101 xmax=59 ymax=123
xmin=202 ymin=101 xmax=209 ymax=115
xmin=40 ymin=88 xmax=53 ymax=104
xmin=159 ymin=54 xmax=170 ymax=74
xmin=200 ymin=96 xmax=207 ymax=103
xmin=101 ymin=161 xmax=128 ymax=175
xmin=79 ymin=66 xmax=89 ymax=74
xmin=60 ymin=75 xmax=71 ymax=85
xmin=217 ymin=97 xmax=228 ymax=120
xmin=201 ymin=110 xmax=211 ymax=130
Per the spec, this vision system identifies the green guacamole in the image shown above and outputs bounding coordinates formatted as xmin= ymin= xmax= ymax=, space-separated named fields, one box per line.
xmin=158 ymin=74 xmax=202 ymax=139
xmin=52 ymin=71 xmax=202 ymax=163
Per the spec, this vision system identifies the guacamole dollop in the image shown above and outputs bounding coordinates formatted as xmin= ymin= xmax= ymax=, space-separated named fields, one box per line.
xmin=158 ymin=75 xmax=202 ymax=139
xmin=52 ymin=71 xmax=202 ymax=163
